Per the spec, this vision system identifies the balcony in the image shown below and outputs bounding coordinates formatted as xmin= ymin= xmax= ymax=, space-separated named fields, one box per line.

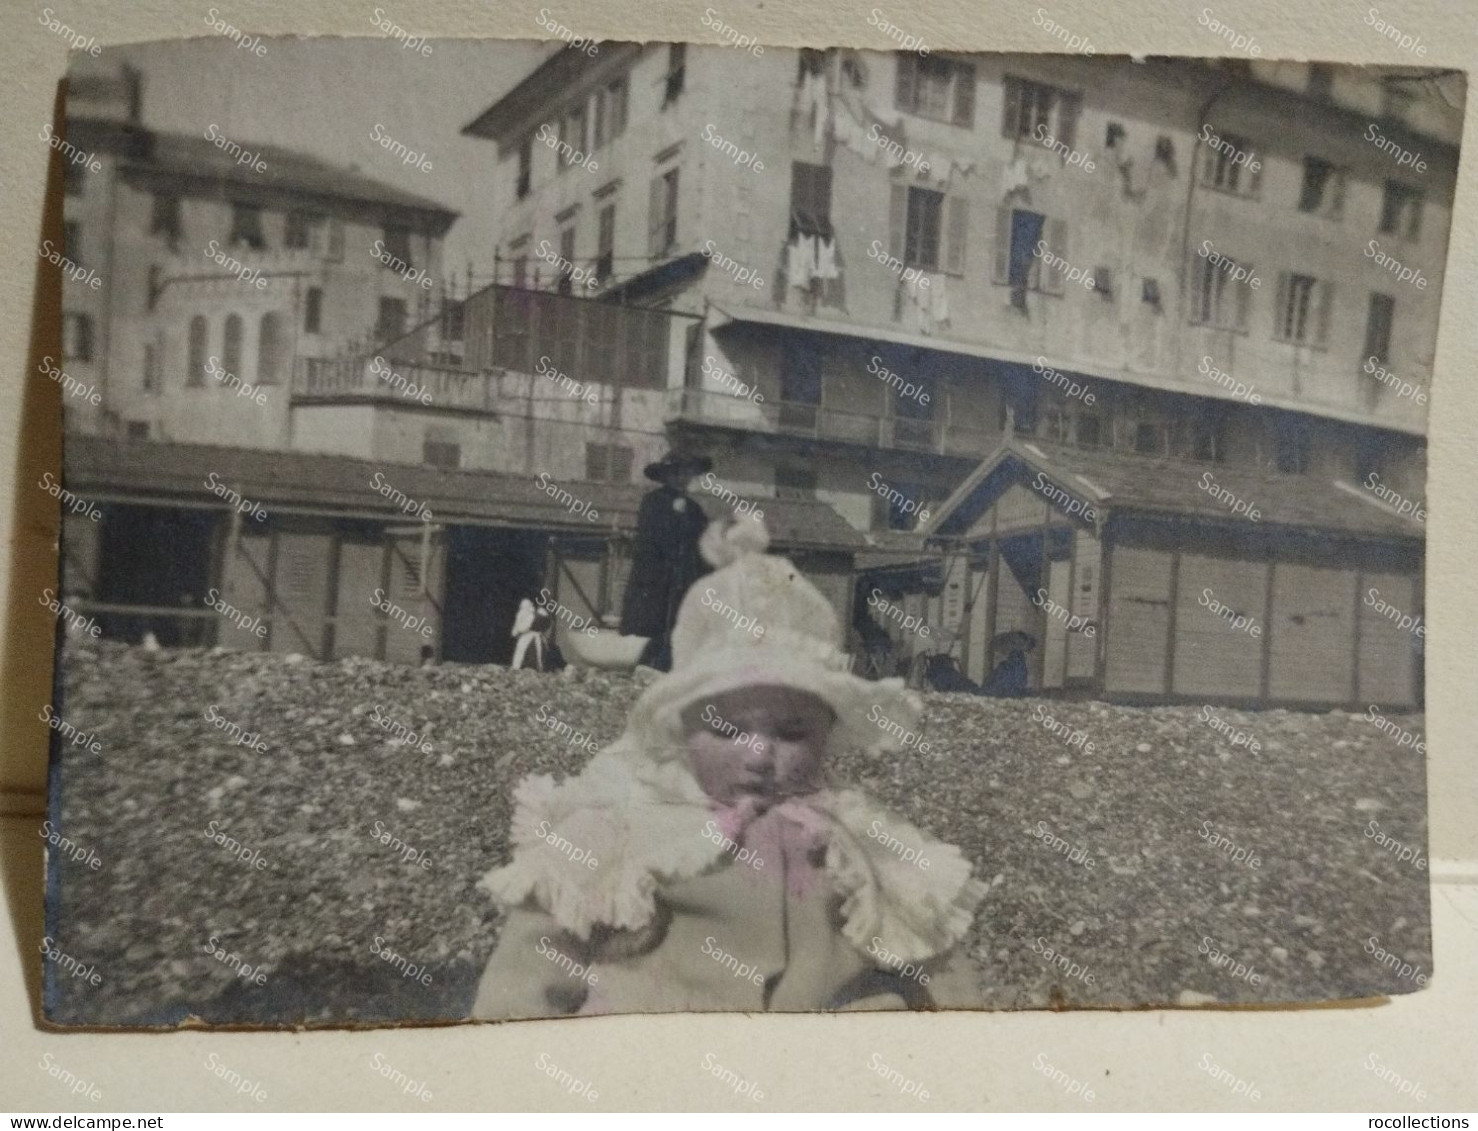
xmin=293 ymin=356 xmax=496 ymax=413
xmin=666 ymin=388 xmax=995 ymax=458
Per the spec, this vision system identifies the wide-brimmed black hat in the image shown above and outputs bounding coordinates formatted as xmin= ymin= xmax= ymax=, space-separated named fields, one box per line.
xmin=643 ymin=451 xmax=713 ymax=482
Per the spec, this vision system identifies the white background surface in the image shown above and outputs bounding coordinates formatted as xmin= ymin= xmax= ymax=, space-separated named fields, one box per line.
xmin=2 ymin=0 xmax=1477 ymax=1112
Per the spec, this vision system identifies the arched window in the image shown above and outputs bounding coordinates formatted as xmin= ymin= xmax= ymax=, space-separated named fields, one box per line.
xmin=187 ymin=315 xmax=208 ymax=387
xmin=257 ymin=312 xmax=285 ymax=384
xmin=222 ymin=314 xmax=243 ymax=378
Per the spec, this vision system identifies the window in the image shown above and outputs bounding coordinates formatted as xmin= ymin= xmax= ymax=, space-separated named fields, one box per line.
xmin=151 ymin=193 xmax=182 ymax=245
xmin=585 ymin=443 xmax=634 ymax=482
xmin=557 ymin=226 xmax=576 ymax=295
xmin=898 ymin=55 xmax=976 ymax=126
xmin=326 ymin=218 xmax=344 ymax=261
xmin=63 ymin=221 xmax=81 ymax=266
xmin=304 ymin=287 xmax=323 ymax=334
xmin=1200 ymin=134 xmax=1261 ymax=197
xmin=891 ymin=185 xmax=967 ymax=276
xmin=381 ymin=225 xmax=412 ymax=266
xmin=376 ymin=297 xmax=407 ymax=342
xmin=62 ymin=313 xmax=94 ymax=363
xmin=593 ymin=77 xmax=629 ymax=148
xmin=903 ymin=187 xmax=943 ymax=269
xmin=596 ymin=204 xmax=615 ymax=282
xmin=1364 ymin=292 xmax=1395 ymax=366
xmin=1307 ymin=63 xmax=1334 ymax=98
xmin=64 ymin=161 xmax=87 ymax=197
xmin=229 ymin=203 xmax=265 ymax=249
xmin=441 ymin=298 xmax=465 ymax=343
xmin=1379 ymin=180 xmax=1423 ymax=240
xmin=1189 ymin=414 xmax=1227 ymax=463
xmin=790 ymin=162 xmax=833 ymax=239
xmin=1133 ymin=420 xmax=1169 ymax=457
xmin=186 ymin=315 xmax=208 ymax=386
xmin=142 ymin=343 xmax=159 ymax=393
xmin=1189 ymin=252 xmax=1252 ymax=330
xmin=776 ymin=464 xmax=818 ymax=500
xmin=779 ymin=338 xmax=823 ymax=430
xmin=1297 ymin=157 xmax=1345 ymax=218
xmin=222 ymin=313 xmax=243 ymax=376
xmin=1274 ymin=272 xmax=1332 ymax=347
xmin=424 ymin=429 xmax=461 ymax=470
xmin=257 ymin=312 xmax=286 ymax=384
xmin=880 ymin=479 xmax=925 ymax=530
xmin=557 ymin=104 xmax=587 ymax=170
xmin=648 ymin=167 xmax=679 ymax=257
xmin=1274 ymin=416 xmax=1310 ymax=474
xmin=1001 ymin=76 xmax=1077 ymax=147
xmin=663 ymin=43 xmax=686 ymax=104
xmin=126 ymin=421 xmax=150 ymax=440
xmin=798 ymin=48 xmax=827 ymax=83
xmin=284 ymin=211 xmax=320 ymax=250
xmin=993 ymin=208 xmax=1066 ymax=301
xmin=516 ymin=135 xmax=532 ymax=199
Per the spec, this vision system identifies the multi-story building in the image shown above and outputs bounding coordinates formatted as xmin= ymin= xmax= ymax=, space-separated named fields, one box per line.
xmin=61 ymin=60 xmax=458 ymax=450
xmin=462 ymin=47 xmax=1451 ymax=528
xmin=449 ymin=45 xmax=1451 ymax=705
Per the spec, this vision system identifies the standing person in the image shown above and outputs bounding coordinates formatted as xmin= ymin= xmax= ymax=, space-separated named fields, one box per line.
xmin=510 ymin=596 xmax=551 ymax=671
xmin=619 ymin=451 xmax=713 ymax=671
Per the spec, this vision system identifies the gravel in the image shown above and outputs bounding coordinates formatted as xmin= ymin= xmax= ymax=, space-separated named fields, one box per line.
xmin=43 ymin=641 xmax=1431 ymax=1027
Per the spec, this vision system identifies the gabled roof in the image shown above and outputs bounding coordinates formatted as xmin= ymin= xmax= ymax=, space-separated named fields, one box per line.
xmin=105 ymin=127 xmax=458 ymax=229
xmin=62 ymin=437 xmax=864 ymax=552
xmin=926 ymin=437 xmax=1424 ymax=542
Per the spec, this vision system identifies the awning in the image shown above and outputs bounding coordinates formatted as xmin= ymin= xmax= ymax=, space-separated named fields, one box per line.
xmin=708 ymin=302 xmax=1426 ymax=439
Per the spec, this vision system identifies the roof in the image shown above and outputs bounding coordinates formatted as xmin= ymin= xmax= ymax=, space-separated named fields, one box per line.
xmin=710 ymin=303 xmax=1426 ymax=440
xmin=62 ymin=437 xmax=864 ymax=552
xmin=461 ymin=42 xmax=644 ymax=152
xmin=110 ymin=127 xmax=458 ymax=228
xmin=927 ymin=437 xmax=1425 ymax=543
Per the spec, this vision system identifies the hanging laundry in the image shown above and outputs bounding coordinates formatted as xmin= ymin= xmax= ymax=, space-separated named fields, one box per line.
xmin=1001 ymin=155 xmax=1031 ymax=197
xmin=786 ymin=234 xmax=818 ymax=290
xmin=800 ymin=70 xmax=829 ymax=146
xmin=814 ymin=235 xmax=840 ymax=281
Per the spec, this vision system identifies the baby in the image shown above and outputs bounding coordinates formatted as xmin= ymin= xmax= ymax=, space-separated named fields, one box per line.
xmin=471 ymin=514 xmax=986 ymax=1018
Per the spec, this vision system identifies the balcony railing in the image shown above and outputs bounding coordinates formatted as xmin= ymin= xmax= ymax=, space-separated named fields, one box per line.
xmin=293 ymin=356 xmax=495 ymax=412
xmin=666 ymin=388 xmax=995 ymax=458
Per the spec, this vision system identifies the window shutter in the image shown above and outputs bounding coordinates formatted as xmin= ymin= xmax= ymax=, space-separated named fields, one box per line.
xmin=1236 ymin=271 xmax=1252 ymax=331
xmin=944 ymin=195 xmax=968 ymax=274
xmin=1314 ymin=280 xmax=1334 ymax=347
xmin=1408 ymin=198 xmax=1424 ymax=241
xmin=1200 ymin=143 xmax=1216 ymax=185
xmin=993 ymin=206 xmax=1012 ymax=284
xmin=894 ymin=53 xmax=917 ymax=113
xmin=1044 ymin=218 xmax=1066 ymax=295
xmin=1057 ymin=92 xmax=1082 ymax=152
xmin=1248 ymin=155 xmax=1264 ymax=197
xmin=952 ymin=63 xmax=977 ymax=127
xmin=648 ymin=174 xmax=664 ymax=257
xmin=1273 ymin=271 xmax=1290 ymax=340
xmin=1002 ymin=77 xmax=1021 ymax=138
xmin=889 ymin=184 xmax=907 ymax=262
xmin=1330 ymin=169 xmax=1347 ymax=218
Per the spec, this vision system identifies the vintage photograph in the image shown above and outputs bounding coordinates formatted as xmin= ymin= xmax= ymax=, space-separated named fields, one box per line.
xmin=40 ymin=28 xmax=1457 ymax=1026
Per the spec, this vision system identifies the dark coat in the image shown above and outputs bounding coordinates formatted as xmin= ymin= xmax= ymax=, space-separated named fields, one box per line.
xmin=619 ymin=485 xmax=710 ymax=651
